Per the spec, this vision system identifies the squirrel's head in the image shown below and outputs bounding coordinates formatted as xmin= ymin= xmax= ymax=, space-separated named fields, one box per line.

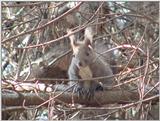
xmin=67 ymin=27 xmax=96 ymax=68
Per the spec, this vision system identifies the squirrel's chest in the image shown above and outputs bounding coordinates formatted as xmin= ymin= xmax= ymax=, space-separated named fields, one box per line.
xmin=78 ymin=66 xmax=93 ymax=88
xmin=78 ymin=66 xmax=92 ymax=79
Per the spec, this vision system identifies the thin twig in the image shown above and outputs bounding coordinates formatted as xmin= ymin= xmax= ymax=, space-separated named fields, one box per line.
xmin=2 ymin=2 xmax=83 ymax=43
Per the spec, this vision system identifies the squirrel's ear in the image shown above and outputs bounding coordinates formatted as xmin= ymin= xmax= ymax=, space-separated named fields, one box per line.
xmin=84 ymin=26 xmax=94 ymax=47
xmin=84 ymin=38 xmax=92 ymax=47
xmin=67 ymin=29 xmax=79 ymax=53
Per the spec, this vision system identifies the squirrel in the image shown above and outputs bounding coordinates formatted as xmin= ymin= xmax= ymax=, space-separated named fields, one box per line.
xmin=67 ymin=27 xmax=114 ymax=100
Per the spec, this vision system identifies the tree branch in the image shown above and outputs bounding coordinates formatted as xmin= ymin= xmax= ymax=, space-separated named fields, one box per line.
xmin=2 ymin=89 xmax=158 ymax=107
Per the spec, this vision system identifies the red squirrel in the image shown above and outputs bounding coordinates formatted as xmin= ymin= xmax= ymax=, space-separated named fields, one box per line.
xmin=67 ymin=27 xmax=114 ymax=100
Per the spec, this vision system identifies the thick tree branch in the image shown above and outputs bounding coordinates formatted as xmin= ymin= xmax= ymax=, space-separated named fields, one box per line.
xmin=2 ymin=89 xmax=158 ymax=107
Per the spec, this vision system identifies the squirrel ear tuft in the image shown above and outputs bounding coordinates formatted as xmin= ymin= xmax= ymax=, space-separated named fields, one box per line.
xmin=67 ymin=29 xmax=79 ymax=52
xmin=84 ymin=26 xmax=94 ymax=46
xmin=84 ymin=38 xmax=92 ymax=47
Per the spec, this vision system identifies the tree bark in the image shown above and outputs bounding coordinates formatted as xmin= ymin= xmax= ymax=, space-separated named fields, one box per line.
xmin=2 ymin=89 xmax=158 ymax=107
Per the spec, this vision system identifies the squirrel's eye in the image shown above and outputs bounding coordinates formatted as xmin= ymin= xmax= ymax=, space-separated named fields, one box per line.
xmin=86 ymin=52 xmax=89 ymax=56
